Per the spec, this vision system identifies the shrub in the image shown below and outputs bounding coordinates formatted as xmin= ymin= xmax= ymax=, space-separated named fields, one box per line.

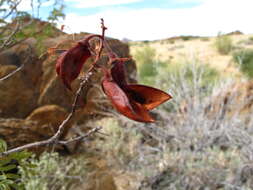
xmin=200 ymin=37 xmax=209 ymax=41
xmin=181 ymin=36 xmax=192 ymax=41
xmin=0 ymin=141 xmax=87 ymax=190
xmin=215 ymin=33 xmax=233 ymax=55
xmin=158 ymin=59 xmax=220 ymax=112
xmin=249 ymin=36 xmax=253 ymax=42
xmin=233 ymin=49 xmax=253 ymax=78
xmin=117 ymin=63 xmax=253 ymax=189
xmin=134 ymin=46 xmax=159 ymax=85
xmin=0 ymin=139 xmax=32 ymax=190
xmin=96 ymin=118 xmax=142 ymax=169
xmin=19 ymin=152 xmax=87 ymax=190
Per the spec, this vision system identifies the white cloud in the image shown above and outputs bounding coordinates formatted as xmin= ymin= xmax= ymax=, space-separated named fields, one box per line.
xmin=62 ymin=0 xmax=253 ymax=40
xmin=171 ymin=0 xmax=207 ymax=3
xmin=65 ymin=0 xmax=142 ymax=8
xmin=17 ymin=0 xmax=54 ymax=11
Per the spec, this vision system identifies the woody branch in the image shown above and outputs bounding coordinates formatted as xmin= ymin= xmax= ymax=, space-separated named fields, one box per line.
xmin=0 ymin=19 xmax=107 ymax=157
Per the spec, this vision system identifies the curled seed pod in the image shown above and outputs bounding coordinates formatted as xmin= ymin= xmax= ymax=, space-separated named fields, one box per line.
xmin=56 ymin=34 xmax=102 ymax=90
xmin=101 ymin=66 xmax=172 ymax=123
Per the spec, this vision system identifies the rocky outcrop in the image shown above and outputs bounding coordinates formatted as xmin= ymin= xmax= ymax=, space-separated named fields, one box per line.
xmin=0 ymin=40 xmax=43 ymax=118
xmin=0 ymin=105 xmax=69 ymax=150
xmin=26 ymin=104 xmax=68 ymax=131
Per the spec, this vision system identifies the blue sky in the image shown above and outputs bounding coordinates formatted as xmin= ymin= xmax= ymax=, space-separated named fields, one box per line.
xmin=18 ymin=0 xmax=253 ymax=41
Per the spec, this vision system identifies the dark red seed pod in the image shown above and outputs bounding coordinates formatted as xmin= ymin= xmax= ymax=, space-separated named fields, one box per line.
xmin=101 ymin=69 xmax=155 ymax=122
xmin=56 ymin=42 xmax=91 ymax=90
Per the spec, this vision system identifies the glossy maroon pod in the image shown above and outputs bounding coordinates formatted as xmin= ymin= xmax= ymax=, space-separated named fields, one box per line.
xmin=101 ymin=68 xmax=155 ymax=122
xmin=56 ymin=34 xmax=104 ymax=90
xmin=110 ymin=60 xmax=172 ymax=109
xmin=125 ymin=84 xmax=172 ymax=110
xmin=56 ymin=41 xmax=91 ymax=90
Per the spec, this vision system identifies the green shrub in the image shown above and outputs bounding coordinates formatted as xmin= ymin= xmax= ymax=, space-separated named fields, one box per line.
xmin=214 ymin=33 xmax=233 ymax=55
xmin=0 ymin=138 xmax=88 ymax=190
xmin=233 ymin=49 xmax=253 ymax=78
xmin=181 ymin=36 xmax=192 ymax=41
xmin=249 ymin=36 xmax=253 ymax=42
xmin=200 ymin=37 xmax=209 ymax=41
xmin=169 ymin=40 xmax=175 ymax=44
xmin=96 ymin=118 xmax=142 ymax=168
xmin=0 ymin=139 xmax=32 ymax=190
xmin=134 ymin=46 xmax=159 ymax=85
xmin=133 ymin=45 xmax=220 ymax=92
xmin=19 ymin=152 xmax=87 ymax=190
xmin=158 ymin=60 xmax=220 ymax=112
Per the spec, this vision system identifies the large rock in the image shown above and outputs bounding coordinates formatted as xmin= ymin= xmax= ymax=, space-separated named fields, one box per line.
xmin=0 ymin=104 xmax=72 ymax=151
xmin=26 ymin=104 xmax=68 ymax=131
xmin=0 ymin=39 xmax=43 ymax=118
xmin=0 ymin=118 xmax=52 ymax=150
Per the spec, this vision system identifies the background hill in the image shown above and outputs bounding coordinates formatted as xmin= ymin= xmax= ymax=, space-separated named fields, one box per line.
xmin=130 ymin=33 xmax=253 ymax=80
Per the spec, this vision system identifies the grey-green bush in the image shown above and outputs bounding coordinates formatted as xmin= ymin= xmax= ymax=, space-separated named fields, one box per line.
xmin=19 ymin=152 xmax=87 ymax=190
xmin=233 ymin=48 xmax=253 ymax=78
xmin=0 ymin=139 xmax=32 ymax=190
xmin=215 ymin=33 xmax=233 ymax=55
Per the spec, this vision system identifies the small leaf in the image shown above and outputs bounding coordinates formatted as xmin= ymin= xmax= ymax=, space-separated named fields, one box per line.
xmin=0 ymin=158 xmax=11 ymax=167
xmin=5 ymin=173 xmax=20 ymax=180
xmin=0 ymin=184 xmax=10 ymax=190
xmin=0 ymin=139 xmax=7 ymax=153
xmin=9 ymin=151 xmax=32 ymax=161
xmin=0 ymin=165 xmax=16 ymax=172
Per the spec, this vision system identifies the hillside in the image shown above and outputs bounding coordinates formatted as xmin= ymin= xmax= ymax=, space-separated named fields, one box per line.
xmin=130 ymin=33 xmax=253 ymax=78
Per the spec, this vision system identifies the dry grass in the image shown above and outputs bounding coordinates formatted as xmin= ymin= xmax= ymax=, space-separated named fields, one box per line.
xmin=130 ymin=34 xmax=253 ymax=79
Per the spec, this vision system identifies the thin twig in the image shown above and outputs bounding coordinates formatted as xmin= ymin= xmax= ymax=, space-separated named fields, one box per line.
xmin=0 ymin=21 xmax=21 ymax=51
xmin=0 ymin=124 xmax=102 ymax=157
xmin=0 ymin=64 xmax=24 ymax=82
xmin=2 ymin=0 xmax=22 ymax=20
xmin=58 ymin=126 xmax=102 ymax=145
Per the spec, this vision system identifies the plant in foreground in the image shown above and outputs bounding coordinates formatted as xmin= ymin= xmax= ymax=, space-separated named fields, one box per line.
xmin=56 ymin=19 xmax=172 ymax=122
xmin=0 ymin=19 xmax=171 ymax=158
xmin=0 ymin=139 xmax=31 ymax=190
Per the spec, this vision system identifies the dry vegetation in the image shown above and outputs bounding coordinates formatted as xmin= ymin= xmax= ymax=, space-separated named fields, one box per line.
xmin=130 ymin=34 xmax=253 ymax=79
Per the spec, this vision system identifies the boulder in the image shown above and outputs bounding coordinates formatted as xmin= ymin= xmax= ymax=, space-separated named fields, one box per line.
xmin=0 ymin=118 xmax=51 ymax=150
xmin=0 ymin=104 xmax=73 ymax=151
xmin=26 ymin=104 xmax=68 ymax=132
xmin=0 ymin=40 xmax=43 ymax=118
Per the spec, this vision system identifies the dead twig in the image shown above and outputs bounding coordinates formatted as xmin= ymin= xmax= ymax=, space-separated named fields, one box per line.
xmin=0 ymin=20 xmax=21 ymax=51
xmin=58 ymin=126 xmax=102 ymax=145
xmin=0 ymin=64 xmax=24 ymax=82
